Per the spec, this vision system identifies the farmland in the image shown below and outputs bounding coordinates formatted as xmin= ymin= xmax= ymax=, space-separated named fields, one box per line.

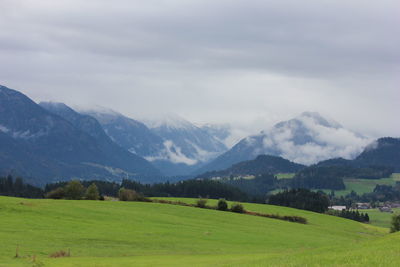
xmin=0 ymin=196 xmax=399 ymax=266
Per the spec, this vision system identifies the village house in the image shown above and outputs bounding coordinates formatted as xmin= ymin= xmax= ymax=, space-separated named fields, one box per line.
xmin=329 ymin=205 xmax=346 ymax=211
xmin=379 ymin=206 xmax=393 ymax=213
xmin=356 ymin=203 xmax=371 ymax=209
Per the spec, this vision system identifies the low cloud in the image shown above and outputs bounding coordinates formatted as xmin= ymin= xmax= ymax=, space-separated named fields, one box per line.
xmin=260 ymin=113 xmax=371 ymax=165
xmin=0 ymin=0 xmax=399 ymax=137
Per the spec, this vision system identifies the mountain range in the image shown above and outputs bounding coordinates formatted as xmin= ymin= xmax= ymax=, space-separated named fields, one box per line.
xmin=196 ymin=112 xmax=371 ymax=173
xmin=0 ymin=85 xmax=160 ymax=185
xmin=0 ymin=84 xmax=398 ymax=185
xmin=83 ymin=111 xmax=228 ymax=176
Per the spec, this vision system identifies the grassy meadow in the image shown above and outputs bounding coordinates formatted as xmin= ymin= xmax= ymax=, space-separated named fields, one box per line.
xmin=362 ymin=208 xmax=400 ymax=228
xmin=0 ymin=196 xmax=399 ymax=266
xmin=333 ymin=174 xmax=400 ymax=196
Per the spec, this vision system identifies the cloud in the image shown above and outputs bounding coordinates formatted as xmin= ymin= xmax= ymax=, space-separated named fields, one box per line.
xmin=260 ymin=113 xmax=371 ymax=165
xmin=0 ymin=0 xmax=399 ymax=138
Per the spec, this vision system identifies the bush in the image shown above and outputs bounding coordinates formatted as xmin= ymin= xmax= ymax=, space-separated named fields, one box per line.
xmin=231 ymin=203 xmax=245 ymax=213
xmin=49 ymin=250 xmax=70 ymax=258
xmin=64 ymin=180 xmax=85 ymax=200
xmin=390 ymin=214 xmax=400 ymax=233
xmin=45 ymin=187 xmax=65 ymax=199
xmin=217 ymin=199 xmax=228 ymax=211
xmin=118 ymin=188 xmax=146 ymax=201
xmin=196 ymin=198 xmax=208 ymax=208
xmin=85 ymin=183 xmax=100 ymax=200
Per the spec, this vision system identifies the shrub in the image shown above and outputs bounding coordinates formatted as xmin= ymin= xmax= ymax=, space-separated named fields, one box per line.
xmin=49 ymin=250 xmax=70 ymax=258
xmin=196 ymin=198 xmax=208 ymax=208
xmin=231 ymin=203 xmax=245 ymax=213
xmin=85 ymin=183 xmax=100 ymax=200
xmin=45 ymin=187 xmax=65 ymax=199
xmin=217 ymin=199 xmax=228 ymax=211
xmin=390 ymin=214 xmax=400 ymax=233
xmin=64 ymin=180 xmax=85 ymax=200
xmin=118 ymin=188 xmax=147 ymax=201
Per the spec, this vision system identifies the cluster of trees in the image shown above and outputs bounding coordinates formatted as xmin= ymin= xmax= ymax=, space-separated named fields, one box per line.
xmin=313 ymin=162 xmax=394 ymax=180
xmin=195 ymin=198 xmax=245 ymax=213
xmin=326 ymin=209 xmax=370 ymax=223
xmin=119 ymin=179 xmax=248 ymax=201
xmin=291 ymin=166 xmax=346 ymax=190
xmin=44 ymin=179 xmax=249 ymax=201
xmin=46 ymin=180 xmax=101 ymax=200
xmin=289 ymin=165 xmax=394 ymax=191
xmin=197 ymin=155 xmax=305 ymax=179
xmin=0 ymin=176 xmax=43 ymax=198
xmin=1 ymin=176 xmax=250 ymax=201
xmin=224 ymin=174 xmax=278 ymax=198
xmin=268 ymin=189 xmax=330 ymax=213
xmin=45 ymin=180 xmax=120 ymax=197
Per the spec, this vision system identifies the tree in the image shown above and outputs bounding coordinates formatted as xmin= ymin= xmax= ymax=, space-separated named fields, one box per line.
xmin=85 ymin=183 xmax=100 ymax=200
xmin=217 ymin=199 xmax=228 ymax=211
xmin=64 ymin=180 xmax=85 ymax=200
xmin=231 ymin=203 xmax=245 ymax=213
xmin=196 ymin=198 xmax=208 ymax=208
xmin=390 ymin=214 xmax=400 ymax=233
xmin=118 ymin=188 xmax=142 ymax=201
xmin=364 ymin=213 xmax=370 ymax=223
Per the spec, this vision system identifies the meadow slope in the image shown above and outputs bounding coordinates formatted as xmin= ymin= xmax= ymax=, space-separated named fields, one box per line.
xmin=0 ymin=196 xmax=398 ymax=267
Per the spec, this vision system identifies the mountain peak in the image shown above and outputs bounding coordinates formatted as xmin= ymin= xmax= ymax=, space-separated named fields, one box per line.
xmin=297 ymin=111 xmax=342 ymax=129
xmin=144 ymin=113 xmax=195 ymax=130
xmin=39 ymin=101 xmax=73 ymax=112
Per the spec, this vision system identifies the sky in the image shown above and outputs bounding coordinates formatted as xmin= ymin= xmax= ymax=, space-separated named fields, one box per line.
xmin=0 ymin=0 xmax=399 ymax=139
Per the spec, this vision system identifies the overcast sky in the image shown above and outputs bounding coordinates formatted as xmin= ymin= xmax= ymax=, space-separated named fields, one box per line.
xmin=1 ymin=0 xmax=399 ymax=138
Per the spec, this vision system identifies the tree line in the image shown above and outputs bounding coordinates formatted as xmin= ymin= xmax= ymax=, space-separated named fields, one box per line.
xmin=267 ymin=188 xmax=330 ymax=213
xmin=1 ymin=176 xmax=249 ymax=202
xmin=326 ymin=209 xmax=370 ymax=223
xmin=0 ymin=176 xmax=43 ymax=198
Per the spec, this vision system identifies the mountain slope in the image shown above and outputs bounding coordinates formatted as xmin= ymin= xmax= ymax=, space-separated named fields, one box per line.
xmin=197 ymin=112 xmax=370 ymax=173
xmin=354 ymin=137 xmax=400 ymax=171
xmin=83 ymin=109 xmax=166 ymax=157
xmin=83 ymin=111 xmax=212 ymax=176
xmin=0 ymin=85 xmax=160 ymax=184
xmin=196 ymin=155 xmax=305 ymax=179
xmin=84 ymin=111 xmax=229 ymax=176
xmin=39 ymin=102 xmax=161 ymax=178
xmin=146 ymin=114 xmax=228 ymax=164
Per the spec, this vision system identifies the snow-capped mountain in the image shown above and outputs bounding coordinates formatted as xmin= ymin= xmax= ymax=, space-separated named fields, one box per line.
xmin=82 ymin=111 xmax=228 ymax=176
xmin=143 ymin=114 xmax=228 ymax=175
xmin=199 ymin=123 xmax=233 ymax=147
xmin=196 ymin=112 xmax=371 ymax=173
xmin=145 ymin=114 xmax=227 ymax=161
xmin=82 ymin=109 xmax=166 ymax=157
xmin=0 ymin=85 xmax=160 ymax=185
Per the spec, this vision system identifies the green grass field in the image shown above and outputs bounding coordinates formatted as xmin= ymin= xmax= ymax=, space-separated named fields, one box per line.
xmin=0 ymin=196 xmax=399 ymax=266
xmin=334 ymin=176 xmax=399 ymax=196
xmin=362 ymin=208 xmax=400 ymax=228
xmin=276 ymin=173 xmax=295 ymax=179
xmin=316 ymin=173 xmax=400 ymax=196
